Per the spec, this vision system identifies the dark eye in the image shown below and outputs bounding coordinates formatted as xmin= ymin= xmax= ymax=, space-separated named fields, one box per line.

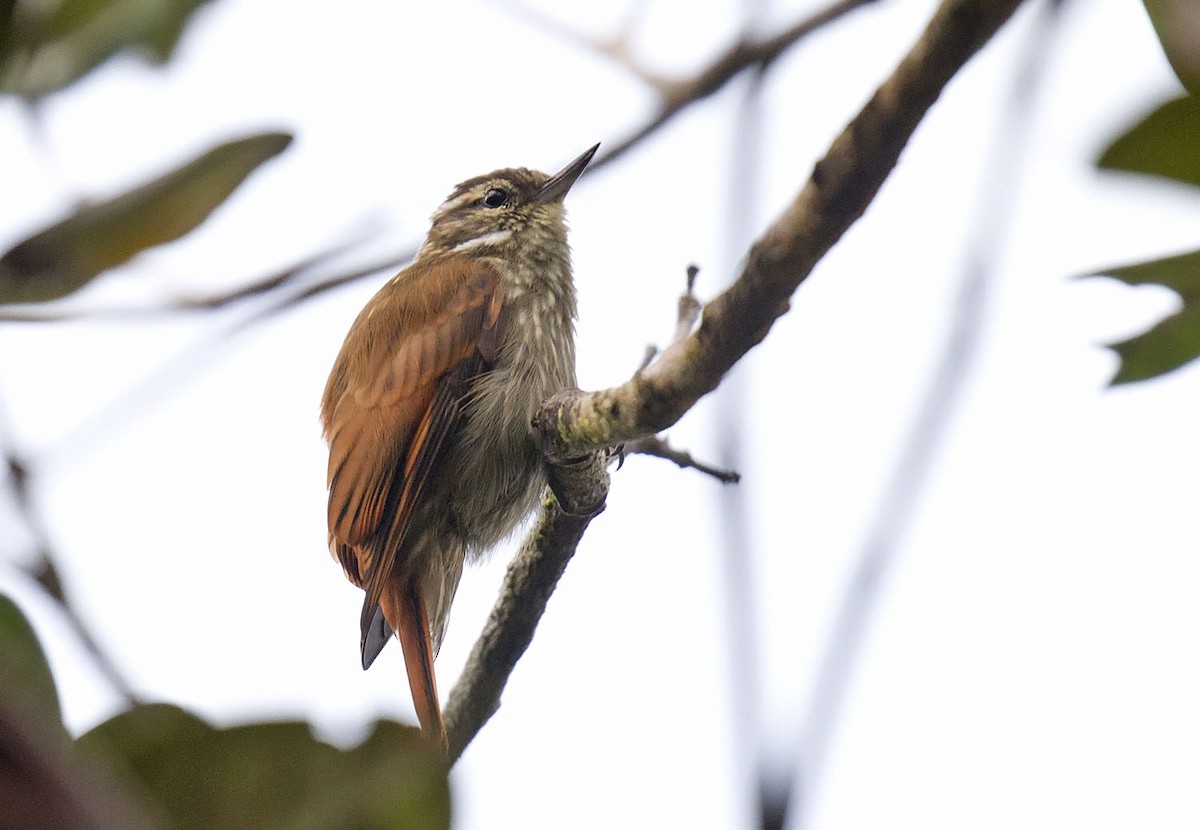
xmin=482 ymin=188 xmax=509 ymax=208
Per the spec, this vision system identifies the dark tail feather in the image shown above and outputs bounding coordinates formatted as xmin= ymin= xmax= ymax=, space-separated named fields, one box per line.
xmin=383 ymin=576 xmax=447 ymax=752
xmin=360 ymin=603 xmax=392 ymax=670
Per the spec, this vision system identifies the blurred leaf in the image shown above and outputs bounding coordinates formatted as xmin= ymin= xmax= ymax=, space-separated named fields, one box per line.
xmin=1 ymin=0 xmax=212 ymax=98
xmin=1088 ymin=248 xmax=1200 ymax=384
xmin=1143 ymin=0 xmax=1200 ymax=94
xmin=79 ymin=704 xmax=450 ymax=830
xmin=0 ymin=0 xmax=15 ymax=69
xmin=0 ymin=593 xmax=61 ymax=728
xmin=0 ymin=594 xmax=159 ymax=830
xmin=0 ymin=131 xmax=293 ymax=304
xmin=1098 ymin=95 xmax=1200 ymax=189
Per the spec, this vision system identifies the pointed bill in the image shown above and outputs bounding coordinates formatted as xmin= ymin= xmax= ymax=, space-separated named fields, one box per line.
xmin=536 ymin=143 xmax=600 ymax=204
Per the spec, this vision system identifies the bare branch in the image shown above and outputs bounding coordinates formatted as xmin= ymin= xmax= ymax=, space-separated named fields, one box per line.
xmin=236 ymin=247 xmax=417 ymax=326
xmin=442 ymin=0 xmax=1024 ymax=761
xmin=588 ymin=0 xmax=881 ymax=174
xmin=637 ymin=263 xmax=701 ymax=376
xmin=495 ymin=0 xmax=677 ymax=93
xmin=28 ymin=551 xmax=142 ymax=705
xmin=151 ymin=232 xmax=374 ymax=312
xmin=2 ymin=445 xmax=140 ymax=705
xmin=536 ymin=0 xmax=1027 ymax=462
xmin=623 ymin=434 xmax=741 ymax=484
xmin=444 ymin=453 xmax=609 ymax=762
xmin=0 ymin=238 xmax=412 ymax=324
xmin=636 ymin=345 xmax=658 ymax=373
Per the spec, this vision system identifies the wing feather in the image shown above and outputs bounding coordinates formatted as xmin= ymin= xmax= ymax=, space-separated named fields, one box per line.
xmin=359 ymin=356 xmax=482 ymax=635
xmin=322 ymin=258 xmax=499 ymax=587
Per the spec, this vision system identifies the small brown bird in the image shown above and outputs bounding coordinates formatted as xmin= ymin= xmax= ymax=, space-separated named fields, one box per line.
xmin=321 ymin=145 xmax=598 ymax=750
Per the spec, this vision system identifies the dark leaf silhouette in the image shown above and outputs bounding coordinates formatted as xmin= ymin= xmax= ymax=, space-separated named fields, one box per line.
xmin=0 ymin=594 xmax=158 ymax=830
xmin=1098 ymin=95 xmax=1200 ymax=189
xmin=0 ymin=593 xmax=61 ymax=729
xmin=1089 ymin=249 xmax=1200 ymax=384
xmin=79 ymin=705 xmax=451 ymax=830
xmin=1142 ymin=0 xmax=1200 ymax=95
xmin=0 ymin=0 xmax=213 ymax=99
xmin=0 ymin=131 xmax=293 ymax=304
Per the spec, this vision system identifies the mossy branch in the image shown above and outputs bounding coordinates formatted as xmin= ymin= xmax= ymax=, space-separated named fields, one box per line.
xmin=537 ymin=0 xmax=1026 ymax=461
xmin=442 ymin=0 xmax=1026 ymax=763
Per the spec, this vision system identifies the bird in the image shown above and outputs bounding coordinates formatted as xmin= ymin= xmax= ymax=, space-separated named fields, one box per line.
xmin=321 ymin=144 xmax=598 ymax=751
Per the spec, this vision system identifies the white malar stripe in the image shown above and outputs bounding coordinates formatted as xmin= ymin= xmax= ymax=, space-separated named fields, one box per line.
xmin=452 ymin=229 xmax=513 ymax=253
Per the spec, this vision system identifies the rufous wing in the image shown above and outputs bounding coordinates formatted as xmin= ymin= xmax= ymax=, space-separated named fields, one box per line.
xmin=322 ymin=257 xmax=505 ymax=665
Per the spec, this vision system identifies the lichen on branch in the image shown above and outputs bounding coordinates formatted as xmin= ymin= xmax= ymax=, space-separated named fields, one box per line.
xmin=534 ymin=0 xmax=1024 ymax=462
xmin=445 ymin=0 xmax=1026 ymax=763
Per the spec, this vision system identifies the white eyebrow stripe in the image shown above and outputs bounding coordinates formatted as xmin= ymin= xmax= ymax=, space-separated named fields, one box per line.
xmin=432 ymin=189 xmax=482 ymax=219
xmin=452 ymin=229 xmax=513 ymax=252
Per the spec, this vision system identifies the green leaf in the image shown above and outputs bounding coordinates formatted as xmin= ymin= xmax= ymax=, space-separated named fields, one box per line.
xmin=1088 ymin=248 xmax=1200 ymax=384
xmin=0 ymin=0 xmax=16 ymax=70
xmin=1098 ymin=95 xmax=1200 ymax=189
xmin=0 ymin=131 xmax=293 ymax=304
xmin=0 ymin=595 xmax=161 ymax=829
xmin=1143 ymin=0 xmax=1200 ymax=95
xmin=79 ymin=704 xmax=451 ymax=830
xmin=1 ymin=0 xmax=213 ymax=98
xmin=0 ymin=592 xmax=62 ymax=729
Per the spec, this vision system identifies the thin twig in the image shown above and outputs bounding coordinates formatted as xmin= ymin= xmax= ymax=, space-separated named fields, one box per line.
xmin=0 ymin=235 xmax=406 ymax=324
xmin=638 ymin=264 xmax=701 ymax=375
xmin=27 ymin=552 xmax=142 ymax=705
xmin=588 ymin=0 xmax=880 ymax=174
xmin=0 ymin=400 xmax=140 ymax=704
xmin=31 ymin=251 xmax=414 ymax=468
xmin=494 ymin=0 xmax=675 ymax=92
xmin=622 ymin=266 xmax=735 ymax=482
xmin=233 ymin=247 xmax=417 ymax=326
xmin=623 ymin=434 xmax=741 ymax=483
xmin=636 ymin=345 xmax=658 ymax=373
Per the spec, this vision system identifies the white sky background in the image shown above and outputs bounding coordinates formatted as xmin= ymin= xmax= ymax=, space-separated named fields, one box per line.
xmin=1 ymin=1 xmax=1199 ymax=828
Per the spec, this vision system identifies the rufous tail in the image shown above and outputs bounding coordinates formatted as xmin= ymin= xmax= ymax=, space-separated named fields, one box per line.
xmin=382 ymin=575 xmax=448 ymax=752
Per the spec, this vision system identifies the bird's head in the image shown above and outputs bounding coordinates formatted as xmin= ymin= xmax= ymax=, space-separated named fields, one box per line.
xmin=417 ymin=144 xmax=598 ymax=262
